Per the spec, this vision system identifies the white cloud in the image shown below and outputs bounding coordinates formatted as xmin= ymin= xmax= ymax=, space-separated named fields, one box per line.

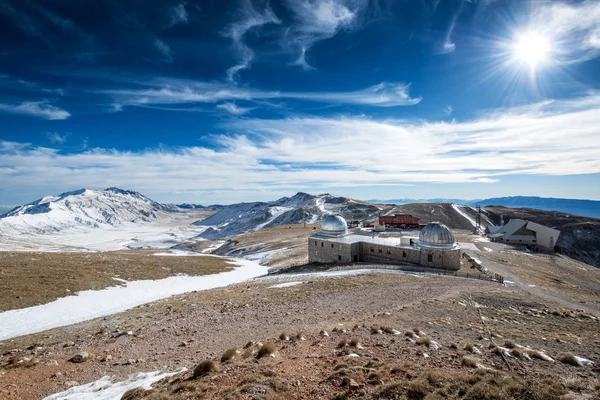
xmin=284 ymin=0 xmax=366 ymax=68
xmin=1 ymin=93 xmax=598 ymax=204
xmin=46 ymin=132 xmax=70 ymax=144
xmin=0 ymin=101 xmax=70 ymax=120
xmin=530 ymin=1 xmax=600 ymax=63
xmin=170 ymin=3 xmax=188 ymax=26
xmin=153 ymin=38 xmax=173 ymax=61
xmin=224 ymin=0 xmax=281 ymax=82
xmin=105 ymin=79 xmax=420 ymax=107
xmin=217 ymin=102 xmax=253 ymax=115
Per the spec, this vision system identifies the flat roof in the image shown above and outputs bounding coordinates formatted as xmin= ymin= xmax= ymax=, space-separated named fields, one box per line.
xmin=309 ymin=233 xmax=416 ymax=247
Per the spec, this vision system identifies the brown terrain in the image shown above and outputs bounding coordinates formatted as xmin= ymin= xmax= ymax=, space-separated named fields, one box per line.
xmin=1 ymin=224 xmax=600 ymax=399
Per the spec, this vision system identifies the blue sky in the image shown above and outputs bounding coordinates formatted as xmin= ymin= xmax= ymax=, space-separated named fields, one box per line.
xmin=0 ymin=0 xmax=599 ymax=207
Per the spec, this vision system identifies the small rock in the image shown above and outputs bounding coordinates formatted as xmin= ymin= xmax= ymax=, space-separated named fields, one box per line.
xmin=69 ymin=352 xmax=89 ymax=363
xmin=45 ymin=360 xmax=59 ymax=366
xmin=64 ymin=381 xmax=80 ymax=387
xmin=101 ymin=355 xmax=113 ymax=362
xmin=348 ymin=379 xmax=360 ymax=390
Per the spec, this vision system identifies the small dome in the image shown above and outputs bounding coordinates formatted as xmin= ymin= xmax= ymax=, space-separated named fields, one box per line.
xmin=321 ymin=214 xmax=348 ymax=235
xmin=418 ymin=222 xmax=455 ymax=248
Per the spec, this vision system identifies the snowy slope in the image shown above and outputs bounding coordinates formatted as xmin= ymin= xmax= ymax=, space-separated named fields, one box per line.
xmin=196 ymin=192 xmax=381 ymax=239
xmin=0 ymin=188 xmax=177 ymax=236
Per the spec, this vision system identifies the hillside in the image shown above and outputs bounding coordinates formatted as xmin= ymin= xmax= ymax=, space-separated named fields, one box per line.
xmin=484 ymin=206 xmax=600 ymax=268
xmin=195 ymin=192 xmax=385 ymax=239
xmin=475 ymin=196 xmax=600 ymax=219
xmin=369 ymin=196 xmax=600 ymax=219
xmin=383 ymin=203 xmax=492 ymax=231
xmin=0 ymin=188 xmax=178 ymax=236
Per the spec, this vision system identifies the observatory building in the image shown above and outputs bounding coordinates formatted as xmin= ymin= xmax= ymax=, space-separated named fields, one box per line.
xmin=308 ymin=214 xmax=461 ymax=270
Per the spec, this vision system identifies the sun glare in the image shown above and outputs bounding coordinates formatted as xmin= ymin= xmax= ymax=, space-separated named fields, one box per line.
xmin=513 ymin=31 xmax=551 ymax=68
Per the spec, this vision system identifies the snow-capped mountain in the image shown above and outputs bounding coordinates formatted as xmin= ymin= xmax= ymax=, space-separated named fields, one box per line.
xmin=0 ymin=187 xmax=177 ymax=236
xmin=195 ymin=192 xmax=382 ymax=239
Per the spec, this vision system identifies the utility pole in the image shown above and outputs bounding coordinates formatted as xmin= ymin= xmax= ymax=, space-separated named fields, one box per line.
xmin=475 ymin=205 xmax=481 ymax=234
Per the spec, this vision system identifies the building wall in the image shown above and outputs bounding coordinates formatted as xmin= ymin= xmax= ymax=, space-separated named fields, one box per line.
xmin=308 ymin=236 xmax=461 ymax=270
xmin=308 ymin=238 xmax=354 ymax=263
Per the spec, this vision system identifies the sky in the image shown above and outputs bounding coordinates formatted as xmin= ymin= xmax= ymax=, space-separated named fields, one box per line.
xmin=0 ymin=0 xmax=599 ymax=208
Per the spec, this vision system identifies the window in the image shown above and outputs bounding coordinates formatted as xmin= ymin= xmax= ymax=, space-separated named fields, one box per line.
xmin=386 ymin=249 xmax=391 ymax=255
xmin=314 ymin=241 xmax=317 ymax=246
xmin=338 ymin=255 xmax=342 ymax=261
xmin=321 ymin=242 xmax=324 ymax=247
xmin=370 ymin=247 xmax=374 ymax=252
xmin=532 ymin=240 xmax=536 ymax=243
xmin=331 ymin=243 xmax=334 ymax=248
xmin=378 ymin=248 xmax=382 ymax=253
xmin=427 ymin=254 xmax=433 ymax=262
xmin=403 ymin=251 xmax=406 ymax=258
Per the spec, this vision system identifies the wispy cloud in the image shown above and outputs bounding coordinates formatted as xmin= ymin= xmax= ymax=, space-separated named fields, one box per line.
xmin=530 ymin=1 xmax=600 ymax=63
xmin=170 ymin=3 xmax=188 ymax=27
xmin=46 ymin=132 xmax=71 ymax=144
xmin=0 ymin=101 xmax=70 ymax=120
xmin=284 ymin=0 xmax=366 ymax=69
xmin=104 ymin=80 xmax=421 ymax=108
xmin=1 ymin=93 xmax=598 ymax=204
xmin=153 ymin=38 xmax=173 ymax=61
xmin=217 ymin=102 xmax=253 ymax=115
xmin=224 ymin=0 xmax=280 ymax=82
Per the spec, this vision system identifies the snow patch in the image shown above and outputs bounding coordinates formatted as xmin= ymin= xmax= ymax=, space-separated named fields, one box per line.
xmin=268 ymin=281 xmax=304 ymax=289
xmin=0 ymin=258 xmax=268 ymax=341
xmin=43 ymin=368 xmax=186 ymax=400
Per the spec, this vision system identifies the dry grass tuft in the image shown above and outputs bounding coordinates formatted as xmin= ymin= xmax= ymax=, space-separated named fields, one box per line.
xmin=279 ymin=332 xmax=290 ymax=341
xmin=320 ymin=330 xmax=329 ymax=337
xmin=337 ymin=339 xmax=348 ymax=348
xmin=404 ymin=331 xmax=416 ymax=338
xmin=415 ymin=337 xmax=432 ymax=346
xmin=243 ymin=341 xmax=253 ymax=349
xmin=413 ymin=327 xmax=421 ymax=335
xmin=121 ymin=388 xmax=146 ymax=400
xmin=504 ymin=340 xmax=517 ymax=349
xmin=221 ymin=348 xmax=240 ymax=363
xmin=509 ymin=348 xmax=529 ymax=359
xmin=528 ymin=349 xmax=554 ymax=362
xmin=193 ymin=360 xmax=218 ymax=378
xmin=464 ymin=344 xmax=480 ymax=354
xmin=370 ymin=326 xmax=383 ymax=334
xmin=295 ymin=332 xmax=306 ymax=341
xmin=257 ymin=343 xmax=277 ymax=358
xmin=559 ymin=353 xmax=592 ymax=366
xmin=461 ymin=356 xmax=480 ymax=368
xmin=450 ymin=343 xmax=459 ymax=350
xmin=349 ymin=337 xmax=362 ymax=348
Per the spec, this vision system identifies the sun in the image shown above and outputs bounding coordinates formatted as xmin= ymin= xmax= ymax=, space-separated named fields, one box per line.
xmin=513 ymin=31 xmax=551 ymax=68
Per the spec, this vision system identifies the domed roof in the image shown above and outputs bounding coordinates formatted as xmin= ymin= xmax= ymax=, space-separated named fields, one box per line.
xmin=418 ymin=222 xmax=455 ymax=248
xmin=320 ymin=214 xmax=348 ymax=236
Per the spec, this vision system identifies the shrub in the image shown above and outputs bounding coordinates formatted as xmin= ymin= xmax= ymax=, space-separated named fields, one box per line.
xmin=338 ymin=339 xmax=348 ymax=348
xmin=257 ymin=343 xmax=276 ymax=358
xmin=349 ymin=337 xmax=362 ymax=348
xmin=193 ymin=360 xmax=217 ymax=378
xmin=221 ymin=348 xmax=240 ymax=363
xmin=279 ymin=332 xmax=289 ymax=341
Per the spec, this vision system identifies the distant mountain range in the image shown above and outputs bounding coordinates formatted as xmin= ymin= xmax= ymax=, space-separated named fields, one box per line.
xmin=195 ymin=192 xmax=382 ymax=240
xmin=368 ymin=196 xmax=600 ymax=219
xmin=0 ymin=188 xmax=177 ymax=236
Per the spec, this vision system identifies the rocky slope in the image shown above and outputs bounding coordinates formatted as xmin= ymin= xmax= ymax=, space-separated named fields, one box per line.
xmin=195 ymin=192 xmax=384 ymax=239
xmin=484 ymin=206 xmax=600 ymax=268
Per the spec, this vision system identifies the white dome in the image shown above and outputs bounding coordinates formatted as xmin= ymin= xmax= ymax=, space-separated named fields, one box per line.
xmin=321 ymin=214 xmax=348 ymax=236
xmin=418 ymin=222 xmax=455 ymax=248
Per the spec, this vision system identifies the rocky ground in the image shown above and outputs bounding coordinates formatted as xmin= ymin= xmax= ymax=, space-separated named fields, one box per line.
xmin=0 ymin=227 xmax=599 ymax=399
